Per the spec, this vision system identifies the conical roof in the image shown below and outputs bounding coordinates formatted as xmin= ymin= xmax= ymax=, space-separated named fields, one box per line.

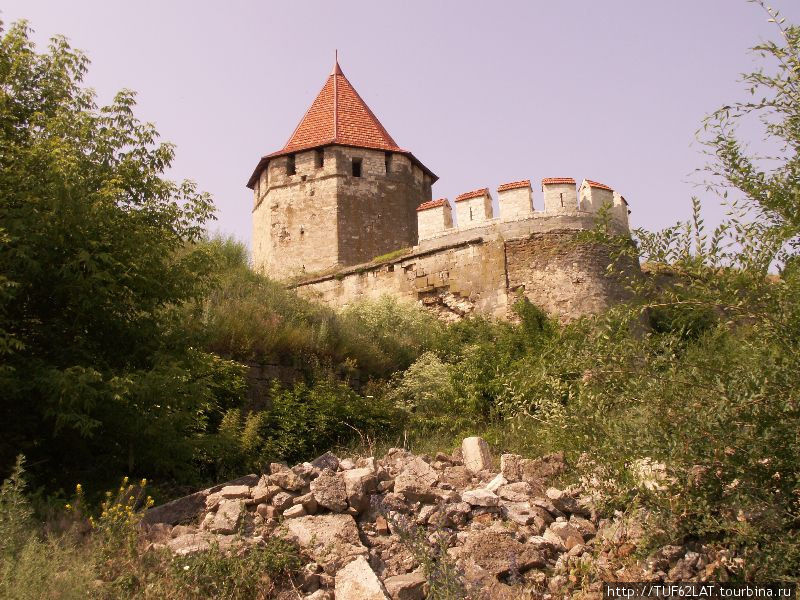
xmin=280 ymin=60 xmax=402 ymax=154
xmin=247 ymin=59 xmax=435 ymax=188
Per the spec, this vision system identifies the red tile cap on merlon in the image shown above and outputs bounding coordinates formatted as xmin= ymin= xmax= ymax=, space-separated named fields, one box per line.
xmin=455 ymin=188 xmax=490 ymax=202
xmin=417 ymin=198 xmax=449 ymax=211
xmin=497 ymin=180 xmax=531 ymax=192
xmin=541 ymin=177 xmax=576 ymax=185
xmin=585 ymin=179 xmax=613 ymax=191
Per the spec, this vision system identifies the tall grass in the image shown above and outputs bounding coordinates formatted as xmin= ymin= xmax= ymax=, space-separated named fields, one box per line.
xmin=0 ymin=459 xmax=302 ymax=599
xmin=183 ymin=236 xmax=443 ymax=379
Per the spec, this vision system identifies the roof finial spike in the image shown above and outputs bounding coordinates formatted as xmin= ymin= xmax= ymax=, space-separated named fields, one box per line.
xmin=331 ymin=49 xmax=342 ymax=75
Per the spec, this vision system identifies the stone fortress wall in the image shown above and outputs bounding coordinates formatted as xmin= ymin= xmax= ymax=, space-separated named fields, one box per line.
xmin=292 ymin=177 xmax=634 ymax=321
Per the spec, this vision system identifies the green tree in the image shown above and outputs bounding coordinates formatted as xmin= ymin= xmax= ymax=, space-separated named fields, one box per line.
xmin=701 ymin=0 xmax=800 ymax=253
xmin=0 ymin=20 xmax=241 ymax=487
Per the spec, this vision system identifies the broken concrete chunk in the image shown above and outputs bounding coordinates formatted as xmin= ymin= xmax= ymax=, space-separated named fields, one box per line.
xmin=167 ymin=532 xmax=212 ymax=556
xmin=310 ymin=469 xmax=348 ymax=513
xmin=251 ymin=483 xmax=279 ymax=505
xmin=394 ymin=457 xmax=439 ymax=502
xmin=462 ymin=488 xmax=500 ymax=507
xmin=219 ymin=485 xmax=250 ymax=499
xmin=311 ymin=451 xmax=340 ymax=472
xmin=383 ymin=571 xmax=427 ymax=600
xmin=283 ymin=504 xmax=307 ymax=519
xmin=462 ymin=531 xmax=545 ymax=578
xmin=209 ymin=500 xmax=242 ymax=534
xmin=497 ymin=481 xmax=533 ymax=503
xmin=485 ymin=473 xmax=507 ymax=492
xmin=284 ymin=514 xmax=367 ymax=570
xmin=546 ymin=487 xmax=580 ymax=514
xmin=334 ymin=556 xmax=389 ymax=599
xmin=461 ymin=436 xmax=492 ymax=474
xmin=500 ymin=501 xmax=537 ymax=525
xmin=270 ymin=468 xmax=305 ymax=492
xmin=343 ymin=467 xmax=377 ymax=513
xmin=271 ymin=491 xmax=295 ymax=511
xmin=500 ymin=453 xmax=523 ymax=482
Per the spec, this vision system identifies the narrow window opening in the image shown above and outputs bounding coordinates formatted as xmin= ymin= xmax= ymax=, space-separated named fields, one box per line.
xmin=314 ymin=149 xmax=324 ymax=169
xmin=287 ymin=155 xmax=296 ymax=176
xmin=384 ymin=152 xmax=392 ymax=174
xmin=559 ymin=192 xmax=564 ymax=208
xmin=469 ymin=206 xmax=474 ymax=221
xmin=352 ymin=158 xmax=362 ymax=178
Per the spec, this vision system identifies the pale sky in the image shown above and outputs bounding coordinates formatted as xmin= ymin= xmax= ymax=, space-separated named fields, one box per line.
xmin=3 ymin=1 xmax=799 ymax=246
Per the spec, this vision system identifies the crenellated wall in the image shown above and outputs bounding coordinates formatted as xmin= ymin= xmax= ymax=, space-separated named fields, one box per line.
xmin=292 ymin=209 xmax=635 ymax=323
xmin=416 ymin=177 xmax=630 ymax=242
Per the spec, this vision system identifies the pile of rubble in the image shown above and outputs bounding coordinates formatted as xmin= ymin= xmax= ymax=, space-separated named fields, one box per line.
xmin=142 ymin=437 xmax=730 ymax=599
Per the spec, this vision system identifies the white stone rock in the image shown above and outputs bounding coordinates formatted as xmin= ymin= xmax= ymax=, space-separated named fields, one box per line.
xmin=334 ymin=556 xmax=389 ymax=599
xmin=283 ymin=504 xmax=307 ymax=519
xmin=462 ymin=488 xmax=499 ymax=507
xmin=343 ymin=467 xmax=377 ymax=513
xmin=461 ymin=437 xmax=492 ymax=474
xmin=500 ymin=501 xmax=536 ymax=525
xmin=383 ymin=571 xmax=427 ymax=600
xmin=394 ymin=457 xmax=439 ymax=502
xmin=167 ymin=532 xmax=212 ymax=556
xmin=284 ymin=514 xmax=367 ymax=570
xmin=219 ymin=485 xmax=250 ymax=499
xmin=209 ymin=500 xmax=242 ymax=534
xmin=485 ymin=473 xmax=506 ymax=492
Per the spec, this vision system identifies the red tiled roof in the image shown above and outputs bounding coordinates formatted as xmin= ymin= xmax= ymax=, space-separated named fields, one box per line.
xmin=247 ymin=61 xmax=436 ymax=188
xmin=497 ymin=180 xmax=531 ymax=192
xmin=417 ymin=198 xmax=449 ymax=211
xmin=585 ymin=179 xmax=613 ymax=191
xmin=455 ymin=188 xmax=489 ymax=202
xmin=541 ymin=177 xmax=576 ymax=185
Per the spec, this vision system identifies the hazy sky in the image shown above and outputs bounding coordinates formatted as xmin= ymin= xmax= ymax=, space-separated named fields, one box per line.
xmin=3 ymin=1 xmax=799 ymax=246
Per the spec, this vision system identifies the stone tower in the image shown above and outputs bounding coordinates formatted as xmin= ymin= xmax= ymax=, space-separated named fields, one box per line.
xmin=247 ymin=60 xmax=437 ymax=280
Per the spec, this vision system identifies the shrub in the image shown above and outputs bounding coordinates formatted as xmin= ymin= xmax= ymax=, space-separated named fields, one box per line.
xmin=170 ymin=538 xmax=301 ymax=599
xmin=196 ymin=376 xmax=403 ymax=475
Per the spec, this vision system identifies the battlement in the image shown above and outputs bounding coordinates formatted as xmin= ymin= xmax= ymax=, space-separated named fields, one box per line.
xmin=416 ymin=177 xmax=631 ymax=241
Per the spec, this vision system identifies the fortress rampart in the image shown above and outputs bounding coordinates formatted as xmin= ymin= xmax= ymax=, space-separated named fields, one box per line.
xmin=291 ymin=177 xmax=634 ymax=321
xmin=248 ymin=61 xmax=637 ymax=322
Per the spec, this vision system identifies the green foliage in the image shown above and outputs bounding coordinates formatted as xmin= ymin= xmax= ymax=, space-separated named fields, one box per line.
xmin=170 ymin=538 xmax=301 ymax=599
xmin=370 ymin=247 xmax=412 ymax=263
xmin=384 ymin=511 xmax=468 ymax=600
xmin=701 ymin=1 xmax=800 ymax=246
xmin=198 ymin=378 xmax=403 ymax=477
xmin=0 ymin=459 xmax=94 ymax=600
xmin=0 ymin=462 xmax=303 ymax=599
xmin=184 ymin=237 xmax=440 ymax=378
xmin=341 ymin=296 xmax=445 ymax=375
xmin=0 ymin=20 xmax=249 ymax=489
xmin=0 ymin=457 xmax=34 ymax=561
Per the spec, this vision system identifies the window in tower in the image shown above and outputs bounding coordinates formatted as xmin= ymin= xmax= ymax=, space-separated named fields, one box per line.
xmin=287 ymin=154 xmax=296 ymax=176
xmin=384 ymin=152 xmax=392 ymax=174
xmin=352 ymin=158 xmax=362 ymax=178
xmin=314 ymin=149 xmax=324 ymax=169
